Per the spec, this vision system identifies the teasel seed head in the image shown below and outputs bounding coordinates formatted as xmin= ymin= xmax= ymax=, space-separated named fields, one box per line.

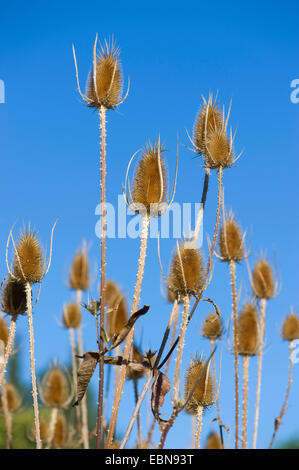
xmin=130 ymin=141 xmax=168 ymax=215
xmin=237 ymin=303 xmax=259 ymax=356
xmin=205 ymin=129 xmax=233 ymax=169
xmin=0 ymin=383 xmax=21 ymax=413
xmin=193 ymin=96 xmax=222 ymax=156
xmin=86 ymin=39 xmax=122 ymax=109
xmin=28 ymin=419 xmax=49 ymax=443
xmin=205 ymin=432 xmax=222 ymax=449
xmin=69 ymin=249 xmax=90 ymax=291
xmin=282 ymin=313 xmax=299 ymax=342
xmin=202 ymin=313 xmax=223 ymax=340
xmin=184 ymin=357 xmax=214 ymax=414
xmin=13 ymin=228 xmax=44 ymax=284
xmin=40 ymin=366 xmax=72 ymax=409
xmin=53 ymin=413 xmax=67 ymax=448
xmin=63 ymin=302 xmax=81 ymax=329
xmin=168 ymin=242 xmax=204 ymax=297
xmin=105 ymin=280 xmax=128 ymax=339
xmin=1 ymin=276 xmax=27 ymax=316
xmin=219 ymin=214 xmax=245 ymax=262
xmin=252 ymin=259 xmax=275 ymax=299
xmin=0 ymin=317 xmax=9 ymax=348
xmin=126 ymin=344 xmax=146 ymax=381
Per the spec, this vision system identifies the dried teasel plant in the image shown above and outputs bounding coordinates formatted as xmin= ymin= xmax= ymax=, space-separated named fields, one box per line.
xmin=5 ymin=221 xmax=57 ymax=449
xmin=217 ymin=202 xmax=247 ymax=449
xmin=184 ymin=357 xmax=215 ymax=449
xmin=39 ymin=365 xmax=73 ymax=448
xmin=28 ymin=418 xmax=49 ymax=446
xmin=236 ymin=303 xmax=259 ymax=448
xmin=269 ymin=312 xmax=299 ymax=448
xmin=249 ymin=257 xmax=277 ymax=449
xmin=106 ymin=138 xmax=177 ymax=448
xmin=73 ymin=35 xmax=129 ymax=447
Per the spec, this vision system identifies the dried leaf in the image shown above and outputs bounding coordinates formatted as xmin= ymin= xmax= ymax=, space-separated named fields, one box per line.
xmin=151 ymin=370 xmax=171 ymax=415
xmin=106 ymin=305 xmax=149 ymax=352
xmin=73 ymin=351 xmax=99 ymax=406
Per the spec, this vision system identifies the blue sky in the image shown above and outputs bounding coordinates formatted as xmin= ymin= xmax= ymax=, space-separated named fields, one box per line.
xmin=0 ymin=0 xmax=299 ymax=449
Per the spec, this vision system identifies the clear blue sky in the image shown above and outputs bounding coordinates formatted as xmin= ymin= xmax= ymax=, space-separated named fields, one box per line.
xmin=0 ymin=0 xmax=299 ymax=449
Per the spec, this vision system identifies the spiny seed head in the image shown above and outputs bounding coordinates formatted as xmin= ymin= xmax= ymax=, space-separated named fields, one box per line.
xmin=40 ymin=367 xmax=71 ymax=409
xmin=63 ymin=302 xmax=81 ymax=329
xmin=126 ymin=344 xmax=146 ymax=381
xmin=237 ymin=303 xmax=259 ymax=356
xmin=0 ymin=318 xmax=9 ymax=348
xmin=13 ymin=228 xmax=44 ymax=284
xmin=131 ymin=141 xmax=168 ymax=215
xmin=219 ymin=215 xmax=244 ymax=262
xmin=69 ymin=251 xmax=90 ymax=291
xmin=252 ymin=259 xmax=275 ymax=299
xmin=86 ymin=41 xmax=122 ymax=109
xmin=105 ymin=280 xmax=128 ymax=338
xmin=205 ymin=129 xmax=233 ymax=169
xmin=168 ymin=242 xmax=203 ymax=297
xmin=53 ymin=413 xmax=67 ymax=448
xmin=1 ymin=277 xmax=27 ymax=316
xmin=205 ymin=432 xmax=222 ymax=449
xmin=282 ymin=313 xmax=299 ymax=342
xmin=202 ymin=313 xmax=223 ymax=340
xmin=0 ymin=384 xmax=21 ymax=412
xmin=28 ymin=419 xmax=49 ymax=443
xmin=193 ymin=98 xmax=222 ymax=155
xmin=184 ymin=358 xmax=214 ymax=413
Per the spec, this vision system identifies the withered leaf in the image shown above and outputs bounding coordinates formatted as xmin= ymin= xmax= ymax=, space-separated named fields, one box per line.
xmin=106 ymin=305 xmax=149 ymax=353
xmin=73 ymin=351 xmax=100 ymax=407
xmin=151 ymin=370 xmax=171 ymax=415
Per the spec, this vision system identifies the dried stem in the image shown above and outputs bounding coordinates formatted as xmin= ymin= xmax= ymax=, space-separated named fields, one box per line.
xmin=69 ymin=327 xmax=81 ymax=438
xmin=269 ymin=341 xmax=294 ymax=449
xmin=25 ymin=281 xmax=41 ymax=449
xmin=96 ymin=105 xmax=107 ymax=449
xmin=77 ymin=289 xmax=89 ymax=449
xmin=172 ymin=295 xmax=190 ymax=405
xmin=133 ymin=379 xmax=142 ymax=447
xmin=105 ymin=214 xmax=150 ymax=448
xmin=1 ymin=382 xmax=12 ymax=448
xmin=194 ymin=405 xmax=203 ymax=449
xmin=242 ymin=355 xmax=249 ymax=449
xmin=0 ymin=315 xmax=17 ymax=392
xmin=46 ymin=407 xmax=58 ymax=449
xmin=210 ymin=339 xmax=224 ymax=448
xmin=229 ymin=260 xmax=239 ymax=449
xmin=119 ymin=373 xmax=152 ymax=449
xmin=252 ymin=297 xmax=266 ymax=449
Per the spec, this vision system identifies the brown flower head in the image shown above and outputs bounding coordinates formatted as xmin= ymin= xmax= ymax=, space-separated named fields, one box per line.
xmin=168 ymin=242 xmax=204 ymax=297
xmin=0 ymin=384 xmax=21 ymax=412
xmin=185 ymin=357 xmax=214 ymax=414
xmin=13 ymin=228 xmax=44 ymax=284
xmin=237 ymin=303 xmax=259 ymax=356
xmin=219 ymin=214 xmax=244 ymax=262
xmin=69 ymin=250 xmax=90 ymax=291
xmin=252 ymin=259 xmax=275 ymax=299
xmin=202 ymin=313 xmax=223 ymax=340
xmin=40 ymin=366 xmax=72 ymax=409
xmin=282 ymin=313 xmax=299 ymax=342
xmin=86 ymin=38 xmax=122 ymax=109
xmin=63 ymin=302 xmax=81 ymax=329
xmin=1 ymin=277 xmax=27 ymax=316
